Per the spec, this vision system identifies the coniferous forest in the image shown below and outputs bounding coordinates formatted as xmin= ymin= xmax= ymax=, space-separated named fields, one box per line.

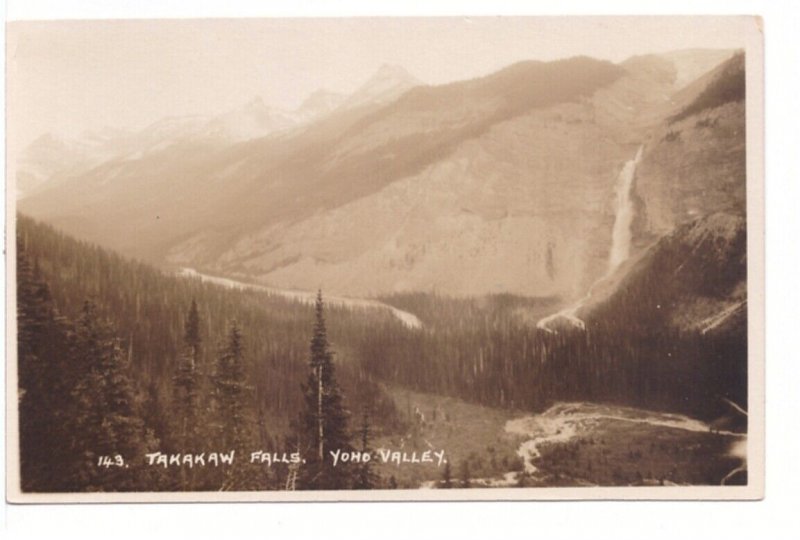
xmin=15 ymin=214 xmax=747 ymax=492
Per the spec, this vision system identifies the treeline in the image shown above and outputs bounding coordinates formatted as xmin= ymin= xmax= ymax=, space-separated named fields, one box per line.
xmin=16 ymin=215 xmax=397 ymax=492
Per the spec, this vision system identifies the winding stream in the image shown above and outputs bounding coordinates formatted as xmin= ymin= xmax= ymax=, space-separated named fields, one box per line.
xmin=178 ymin=267 xmax=423 ymax=329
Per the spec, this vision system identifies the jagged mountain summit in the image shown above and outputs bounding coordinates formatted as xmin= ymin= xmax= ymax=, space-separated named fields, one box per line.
xmin=200 ymin=96 xmax=297 ymax=141
xmin=341 ymin=63 xmax=422 ymax=109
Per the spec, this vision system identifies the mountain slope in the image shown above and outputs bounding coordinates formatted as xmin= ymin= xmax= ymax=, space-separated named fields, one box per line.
xmin=520 ymin=211 xmax=748 ymax=416
xmin=193 ymin=52 xmax=739 ymax=297
xmin=578 ymin=212 xmax=746 ymax=334
xmin=633 ymin=53 xmax=746 ymax=242
xmin=15 ymin=214 xmax=406 ymax=437
xmin=19 ymin=51 xmax=742 ymax=299
xmin=20 ymin=57 xmax=623 ymax=274
xmin=14 ymin=133 xmax=109 ymax=197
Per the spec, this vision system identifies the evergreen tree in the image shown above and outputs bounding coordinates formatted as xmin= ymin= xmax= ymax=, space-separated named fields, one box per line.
xmin=213 ymin=322 xmax=247 ymax=447
xmin=213 ymin=321 xmax=260 ymax=490
xmin=69 ymin=301 xmax=156 ymax=491
xmin=297 ymin=291 xmax=353 ymax=490
xmin=170 ymin=300 xmax=203 ymax=489
xmin=185 ymin=299 xmax=202 ymax=357
xmin=17 ymin=243 xmax=74 ymax=491
xmin=353 ymin=409 xmax=379 ymax=489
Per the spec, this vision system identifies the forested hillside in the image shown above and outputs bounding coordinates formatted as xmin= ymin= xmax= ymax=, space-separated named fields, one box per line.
xmin=369 ymin=212 xmax=747 ymax=421
xmin=15 ymin=213 xmax=747 ymax=492
xmin=367 ymin=295 xmax=746 ymax=421
xmin=16 ymin=214 xmax=401 ymax=492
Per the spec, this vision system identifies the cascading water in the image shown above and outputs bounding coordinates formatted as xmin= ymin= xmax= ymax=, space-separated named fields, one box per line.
xmin=607 ymin=145 xmax=644 ymax=272
xmin=536 ymin=145 xmax=644 ymax=332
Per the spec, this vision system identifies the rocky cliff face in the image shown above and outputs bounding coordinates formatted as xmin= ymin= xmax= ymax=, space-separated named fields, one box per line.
xmin=532 ymin=52 xmax=747 ymax=331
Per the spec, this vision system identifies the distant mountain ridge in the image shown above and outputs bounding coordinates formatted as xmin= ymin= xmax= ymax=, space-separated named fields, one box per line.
xmin=14 ymin=63 xmax=421 ymax=196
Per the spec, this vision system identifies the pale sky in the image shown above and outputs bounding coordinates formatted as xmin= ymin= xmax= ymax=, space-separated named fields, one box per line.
xmin=7 ymin=17 xmax=752 ymax=154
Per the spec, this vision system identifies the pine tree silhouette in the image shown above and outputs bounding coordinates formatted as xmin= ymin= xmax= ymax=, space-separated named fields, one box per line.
xmin=213 ymin=321 xmax=259 ymax=490
xmin=297 ymin=291 xmax=353 ymax=490
xmin=170 ymin=299 xmax=203 ymax=489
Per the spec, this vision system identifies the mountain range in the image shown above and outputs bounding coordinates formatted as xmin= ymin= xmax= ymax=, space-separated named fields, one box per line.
xmin=17 ymin=49 xmax=745 ymax=312
xmin=14 ymin=62 xmax=420 ymax=198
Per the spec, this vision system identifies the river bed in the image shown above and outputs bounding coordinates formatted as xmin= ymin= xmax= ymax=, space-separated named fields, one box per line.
xmin=504 ymin=402 xmax=746 ymax=485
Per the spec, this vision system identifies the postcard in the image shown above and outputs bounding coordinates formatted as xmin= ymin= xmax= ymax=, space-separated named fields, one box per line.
xmin=5 ymin=15 xmax=764 ymax=502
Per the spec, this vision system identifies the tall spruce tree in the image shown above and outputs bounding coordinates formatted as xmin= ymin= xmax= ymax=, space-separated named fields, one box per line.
xmin=297 ymin=291 xmax=353 ymax=490
xmin=213 ymin=321 xmax=248 ymax=449
xmin=213 ymin=321 xmax=260 ymax=490
xmin=170 ymin=300 xmax=203 ymax=489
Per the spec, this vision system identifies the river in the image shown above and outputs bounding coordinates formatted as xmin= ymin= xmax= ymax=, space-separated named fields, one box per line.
xmin=504 ymin=402 xmax=746 ymax=485
xmin=178 ymin=268 xmax=423 ymax=329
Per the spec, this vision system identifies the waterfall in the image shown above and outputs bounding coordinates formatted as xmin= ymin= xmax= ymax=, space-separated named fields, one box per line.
xmin=607 ymin=145 xmax=644 ymax=272
xmin=536 ymin=145 xmax=645 ymax=333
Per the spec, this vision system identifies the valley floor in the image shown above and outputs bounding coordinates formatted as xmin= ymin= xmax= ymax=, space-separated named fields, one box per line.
xmin=376 ymin=389 xmax=746 ymax=489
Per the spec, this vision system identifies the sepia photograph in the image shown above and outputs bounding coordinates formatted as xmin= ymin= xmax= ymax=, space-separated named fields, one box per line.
xmin=5 ymin=15 xmax=764 ymax=502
